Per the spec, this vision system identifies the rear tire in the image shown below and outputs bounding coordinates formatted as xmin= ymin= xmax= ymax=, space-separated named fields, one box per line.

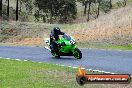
xmin=73 ymin=48 xmax=82 ymax=59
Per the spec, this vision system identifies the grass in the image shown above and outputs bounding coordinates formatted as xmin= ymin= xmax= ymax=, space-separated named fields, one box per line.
xmin=77 ymin=43 xmax=132 ymax=50
xmin=0 ymin=58 xmax=77 ymax=88
xmin=0 ymin=58 xmax=132 ymax=88
xmin=106 ymin=44 xmax=132 ymax=50
xmin=0 ymin=58 xmax=100 ymax=88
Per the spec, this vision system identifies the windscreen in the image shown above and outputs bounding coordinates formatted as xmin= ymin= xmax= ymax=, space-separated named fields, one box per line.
xmin=62 ymin=34 xmax=71 ymax=41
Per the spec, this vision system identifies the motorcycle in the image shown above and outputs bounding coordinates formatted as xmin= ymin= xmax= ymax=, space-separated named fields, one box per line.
xmin=45 ymin=33 xmax=82 ymax=59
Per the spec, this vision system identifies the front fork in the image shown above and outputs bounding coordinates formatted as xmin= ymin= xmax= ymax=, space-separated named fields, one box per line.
xmin=71 ymin=45 xmax=77 ymax=53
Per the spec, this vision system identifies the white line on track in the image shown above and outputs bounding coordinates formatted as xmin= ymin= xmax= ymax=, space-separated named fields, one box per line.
xmin=15 ymin=59 xmax=21 ymax=61
xmin=68 ymin=66 xmax=72 ymax=68
xmin=5 ymin=58 xmax=10 ymax=60
xmin=101 ymin=71 xmax=105 ymax=73
xmin=104 ymin=72 xmax=111 ymax=74
xmin=72 ymin=67 xmax=78 ymax=69
xmin=98 ymin=71 xmax=103 ymax=73
xmin=61 ymin=65 xmax=65 ymax=66
xmin=24 ymin=60 xmax=28 ymax=61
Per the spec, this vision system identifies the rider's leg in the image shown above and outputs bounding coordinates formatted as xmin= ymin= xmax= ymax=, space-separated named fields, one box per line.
xmin=50 ymin=42 xmax=58 ymax=52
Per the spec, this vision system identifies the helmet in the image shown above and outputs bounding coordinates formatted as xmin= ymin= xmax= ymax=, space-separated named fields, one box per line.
xmin=53 ymin=27 xmax=61 ymax=34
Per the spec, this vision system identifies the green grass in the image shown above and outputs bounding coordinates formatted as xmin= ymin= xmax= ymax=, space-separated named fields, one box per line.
xmin=0 ymin=58 xmax=100 ymax=88
xmin=0 ymin=58 xmax=132 ymax=88
xmin=77 ymin=43 xmax=132 ymax=50
xmin=106 ymin=44 xmax=132 ymax=50
xmin=0 ymin=59 xmax=76 ymax=88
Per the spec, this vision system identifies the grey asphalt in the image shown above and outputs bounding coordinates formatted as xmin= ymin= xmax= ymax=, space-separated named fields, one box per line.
xmin=0 ymin=46 xmax=132 ymax=75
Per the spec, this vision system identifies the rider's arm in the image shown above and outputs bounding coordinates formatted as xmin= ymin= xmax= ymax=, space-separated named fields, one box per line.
xmin=59 ymin=31 xmax=65 ymax=35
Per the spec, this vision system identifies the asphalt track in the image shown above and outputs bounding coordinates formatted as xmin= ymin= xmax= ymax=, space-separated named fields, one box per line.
xmin=0 ymin=46 xmax=132 ymax=75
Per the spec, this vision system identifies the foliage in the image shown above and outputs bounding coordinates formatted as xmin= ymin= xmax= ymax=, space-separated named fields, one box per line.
xmin=116 ymin=0 xmax=127 ymax=7
xmin=34 ymin=0 xmax=77 ymax=23
xmin=99 ymin=0 xmax=111 ymax=13
xmin=20 ymin=0 xmax=33 ymax=14
xmin=0 ymin=0 xmax=2 ymax=16
xmin=0 ymin=0 xmax=130 ymax=23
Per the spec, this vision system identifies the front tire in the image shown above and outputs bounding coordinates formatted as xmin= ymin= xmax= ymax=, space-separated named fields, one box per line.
xmin=73 ymin=48 xmax=82 ymax=59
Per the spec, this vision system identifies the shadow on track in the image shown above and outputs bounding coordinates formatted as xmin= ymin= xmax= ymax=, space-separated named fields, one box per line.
xmin=51 ymin=56 xmax=79 ymax=61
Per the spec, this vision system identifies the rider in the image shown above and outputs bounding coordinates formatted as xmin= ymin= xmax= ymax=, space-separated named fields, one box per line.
xmin=50 ymin=27 xmax=65 ymax=52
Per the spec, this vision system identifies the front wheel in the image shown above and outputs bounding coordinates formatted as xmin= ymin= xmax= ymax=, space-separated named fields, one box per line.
xmin=73 ymin=48 xmax=82 ymax=59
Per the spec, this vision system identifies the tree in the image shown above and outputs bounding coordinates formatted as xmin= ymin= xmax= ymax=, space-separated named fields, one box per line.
xmin=16 ymin=0 xmax=18 ymax=21
xmin=19 ymin=0 xmax=22 ymax=13
xmin=109 ymin=0 xmax=112 ymax=9
xmin=96 ymin=0 xmax=101 ymax=18
xmin=82 ymin=0 xmax=89 ymax=15
xmin=77 ymin=0 xmax=88 ymax=15
xmin=34 ymin=0 xmax=77 ymax=23
xmin=0 ymin=0 xmax=2 ymax=17
xmin=78 ymin=0 xmax=100 ymax=21
xmin=7 ymin=0 xmax=9 ymax=19
xmin=100 ymin=0 xmax=111 ymax=13
xmin=87 ymin=0 xmax=91 ymax=21
xmin=34 ymin=9 xmax=40 ymax=22
xmin=123 ymin=0 xmax=127 ymax=6
xmin=34 ymin=0 xmax=51 ymax=23
xmin=83 ymin=1 xmax=87 ymax=15
xmin=58 ymin=0 xmax=77 ymax=23
xmin=23 ymin=0 xmax=33 ymax=14
xmin=90 ymin=0 xmax=101 ymax=19
xmin=49 ymin=0 xmax=53 ymax=23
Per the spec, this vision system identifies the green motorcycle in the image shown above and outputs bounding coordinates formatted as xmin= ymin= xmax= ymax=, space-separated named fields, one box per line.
xmin=45 ymin=33 xmax=82 ymax=59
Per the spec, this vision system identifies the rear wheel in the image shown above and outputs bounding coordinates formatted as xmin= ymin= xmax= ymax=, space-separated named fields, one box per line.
xmin=73 ymin=48 xmax=82 ymax=59
xmin=51 ymin=51 xmax=60 ymax=58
